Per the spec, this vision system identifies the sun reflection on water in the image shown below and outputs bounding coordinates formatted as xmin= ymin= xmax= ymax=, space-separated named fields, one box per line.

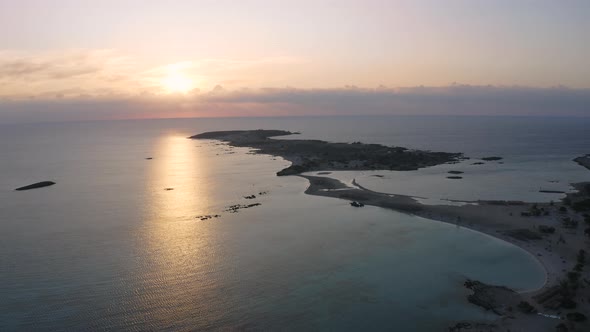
xmin=148 ymin=134 xmax=211 ymax=218
xmin=133 ymin=134 xmax=224 ymax=328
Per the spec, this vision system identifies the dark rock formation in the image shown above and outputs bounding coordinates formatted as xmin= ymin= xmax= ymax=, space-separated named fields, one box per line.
xmin=350 ymin=201 xmax=365 ymax=207
xmin=463 ymin=279 xmax=519 ymax=315
xmin=15 ymin=181 xmax=56 ymax=191
xmin=196 ymin=214 xmax=221 ymax=221
xmin=574 ymin=154 xmax=590 ymax=171
xmin=448 ymin=170 xmax=464 ymax=174
xmin=225 ymin=203 xmax=262 ymax=213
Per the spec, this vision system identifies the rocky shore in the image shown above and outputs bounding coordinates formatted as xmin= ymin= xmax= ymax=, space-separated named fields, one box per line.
xmin=190 ymin=130 xmax=462 ymax=175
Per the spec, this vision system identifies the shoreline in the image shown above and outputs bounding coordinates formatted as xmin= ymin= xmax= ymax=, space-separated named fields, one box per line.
xmin=189 ymin=130 xmax=463 ymax=175
xmin=192 ymin=129 xmax=590 ymax=331
xmin=297 ymin=177 xmax=589 ymax=330
xmin=348 ymin=176 xmax=550 ymax=293
xmin=299 ymin=175 xmax=555 ymax=291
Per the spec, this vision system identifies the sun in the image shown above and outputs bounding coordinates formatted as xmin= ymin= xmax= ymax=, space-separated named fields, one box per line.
xmin=163 ymin=73 xmax=194 ymax=94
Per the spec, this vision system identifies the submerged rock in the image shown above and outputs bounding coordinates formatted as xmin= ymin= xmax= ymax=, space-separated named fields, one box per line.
xmin=196 ymin=214 xmax=221 ymax=221
xmin=539 ymin=190 xmax=565 ymax=194
xmin=481 ymin=156 xmax=503 ymax=161
xmin=15 ymin=181 xmax=56 ymax=191
xmin=225 ymin=203 xmax=262 ymax=213
xmin=463 ymin=279 xmax=519 ymax=315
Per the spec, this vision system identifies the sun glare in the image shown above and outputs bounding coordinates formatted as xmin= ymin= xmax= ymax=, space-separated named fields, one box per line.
xmin=163 ymin=73 xmax=194 ymax=94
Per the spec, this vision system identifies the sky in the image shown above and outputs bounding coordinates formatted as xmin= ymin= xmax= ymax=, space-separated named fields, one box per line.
xmin=0 ymin=0 xmax=589 ymax=122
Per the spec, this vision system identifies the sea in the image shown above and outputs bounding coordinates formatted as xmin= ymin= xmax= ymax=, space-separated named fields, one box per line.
xmin=1 ymin=115 xmax=589 ymax=331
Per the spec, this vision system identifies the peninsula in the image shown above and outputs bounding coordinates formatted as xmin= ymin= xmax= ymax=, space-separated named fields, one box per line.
xmin=190 ymin=130 xmax=462 ymax=175
xmin=191 ymin=130 xmax=590 ymax=331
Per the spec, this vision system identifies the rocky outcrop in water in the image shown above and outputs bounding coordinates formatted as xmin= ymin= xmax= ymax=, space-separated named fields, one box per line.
xmin=464 ymin=279 xmax=519 ymax=315
xmin=225 ymin=203 xmax=262 ymax=213
xmin=15 ymin=181 xmax=56 ymax=191
xmin=574 ymin=154 xmax=590 ymax=171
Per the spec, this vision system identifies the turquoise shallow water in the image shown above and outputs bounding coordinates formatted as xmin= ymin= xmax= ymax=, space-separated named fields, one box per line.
xmin=1 ymin=116 xmax=584 ymax=331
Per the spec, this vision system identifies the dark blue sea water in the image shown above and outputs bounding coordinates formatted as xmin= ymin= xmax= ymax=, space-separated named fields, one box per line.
xmin=1 ymin=115 xmax=588 ymax=331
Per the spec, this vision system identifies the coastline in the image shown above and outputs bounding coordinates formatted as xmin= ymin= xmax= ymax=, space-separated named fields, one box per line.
xmin=298 ymin=174 xmax=590 ymax=330
xmin=192 ymin=130 xmax=590 ymax=331
xmin=300 ymin=175 xmax=555 ymax=289
xmin=189 ymin=129 xmax=463 ymax=175
xmin=346 ymin=176 xmax=550 ymax=292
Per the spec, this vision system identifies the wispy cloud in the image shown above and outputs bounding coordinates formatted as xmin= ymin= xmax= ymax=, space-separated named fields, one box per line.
xmin=0 ymin=50 xmax=306 ymax=99
xmin=0 ymin=50 xmax=146 ymax=98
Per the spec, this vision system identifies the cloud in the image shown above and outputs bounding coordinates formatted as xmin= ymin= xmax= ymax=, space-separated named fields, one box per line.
xmin=196 ymin=85 xmax=590 ymax=116
xmin=0 ymin=50 xmax=121 ymax=80
xmin=0 ymin=58 xmax=100 ymax=79
xmin=0 ymin=50 xmax=149 ymax=98
xmin=1 ymin=84 xmax=589 ymax=124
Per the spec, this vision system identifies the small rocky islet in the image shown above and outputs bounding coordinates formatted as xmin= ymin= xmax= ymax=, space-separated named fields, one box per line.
xmin=15 ymin=181 xmax=56 ymax=191
xmin=574 ymin=154 xmax=590 ymax=171
xmin=225 ymin=203 xmax=262 ymax=213
xmin=448 ymin=170 xmax=464 ymax=174
xmin=481 ymin=156 xmax=503 ymax=161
